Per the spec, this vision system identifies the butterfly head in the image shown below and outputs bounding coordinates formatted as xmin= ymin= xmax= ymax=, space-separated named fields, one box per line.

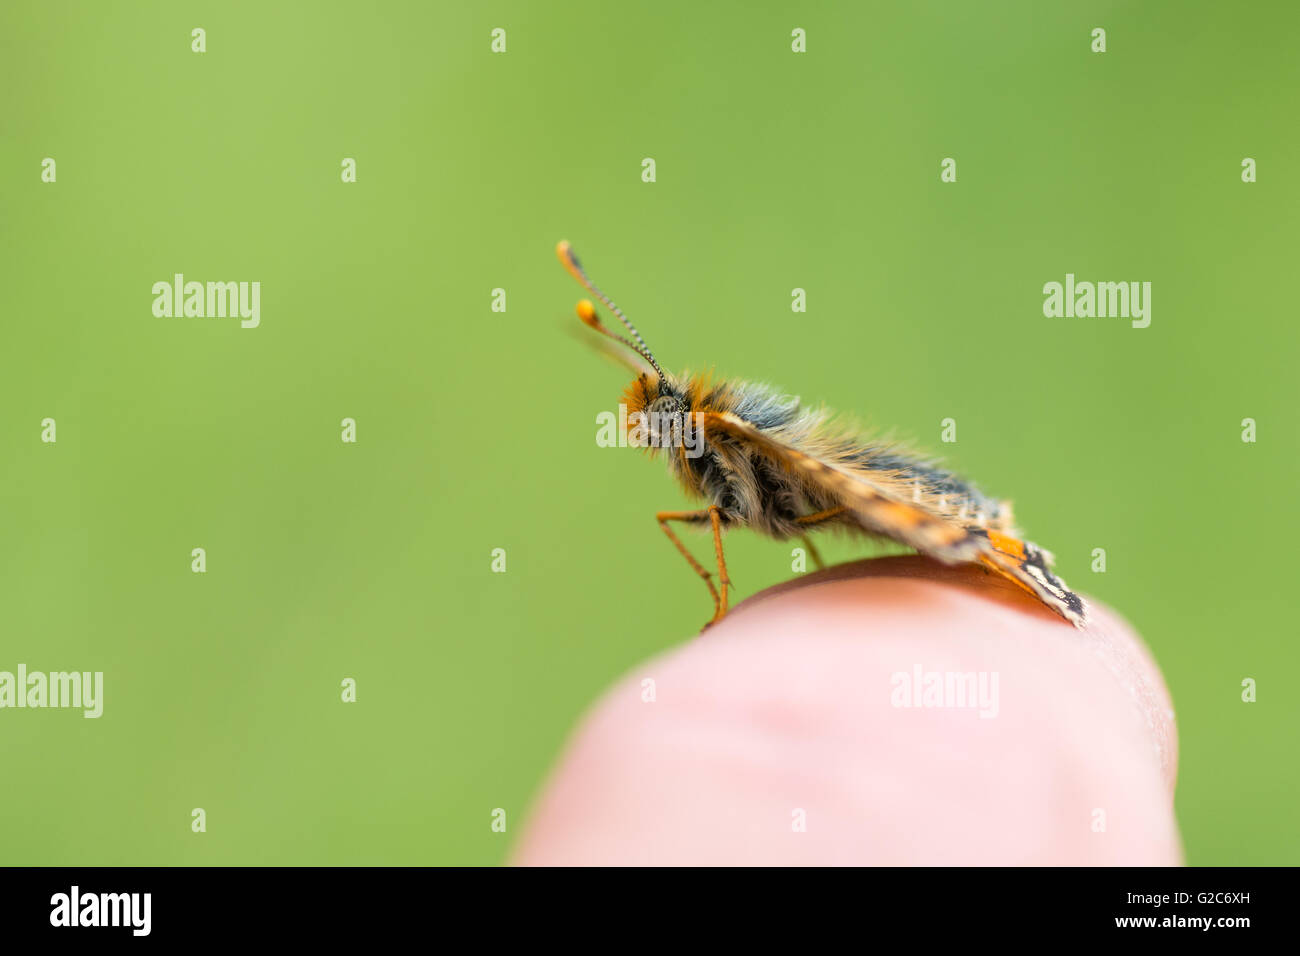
xmin=622 ymin=370 xmax=694 ymax=452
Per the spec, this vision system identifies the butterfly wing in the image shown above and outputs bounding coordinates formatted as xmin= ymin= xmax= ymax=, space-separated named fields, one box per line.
xmin=973 ymin=530 xmax=1087 ymax=626
xmin=696 ymin=410 xmax=1087 ymax=626
xmin=696 ymin=410 xmax=984 ymax=561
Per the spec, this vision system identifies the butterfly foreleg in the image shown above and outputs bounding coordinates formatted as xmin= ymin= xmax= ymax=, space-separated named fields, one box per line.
xmin=657 ymin=508 xmax=729 ymax=627
xmin=706 ymin=506 xmax=731 ymax=623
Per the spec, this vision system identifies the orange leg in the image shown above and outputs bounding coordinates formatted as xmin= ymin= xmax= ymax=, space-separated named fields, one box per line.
xmin=658 ymin=510 xmax=720 ymax=612
xmin=708 ymin=506 xmax=730 ymax=624
xmin=795 ymin=506 xmax=845 ymax=571
xmin=799 ymin=534 xmax=826 ymax=570
xmin=796 ymin=505 xmax=847 ymax=527
xmin=657 ymin=507 xmax=730 ymax=628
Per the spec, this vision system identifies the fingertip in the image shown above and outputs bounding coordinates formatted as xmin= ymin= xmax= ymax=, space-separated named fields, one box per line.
xmin=514 ymin=558 xmax=1180 ymax=865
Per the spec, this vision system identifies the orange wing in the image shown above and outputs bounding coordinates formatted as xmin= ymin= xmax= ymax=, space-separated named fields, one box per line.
xmin=975 ymin=530 xmax=1087 ymax=626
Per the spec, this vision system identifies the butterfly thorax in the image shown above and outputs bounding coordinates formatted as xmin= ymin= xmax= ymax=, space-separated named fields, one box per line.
xmin=623 ymin=373 xmax=843 ymax=536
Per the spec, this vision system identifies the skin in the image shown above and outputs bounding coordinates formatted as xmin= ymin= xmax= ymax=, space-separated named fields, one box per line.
xmin=512 ymin=556 xmax=1180 ymax=866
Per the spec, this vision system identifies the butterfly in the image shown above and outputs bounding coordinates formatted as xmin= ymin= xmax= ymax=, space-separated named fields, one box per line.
xmin=558 ymin=241 xmax=1087 ymax=630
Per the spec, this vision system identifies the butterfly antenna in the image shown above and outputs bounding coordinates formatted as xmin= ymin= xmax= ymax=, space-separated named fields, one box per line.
xmin=556 ymin=241 xmax=666 ymax=380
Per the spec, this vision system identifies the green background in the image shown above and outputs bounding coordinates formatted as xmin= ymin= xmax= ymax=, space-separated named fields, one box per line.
xmin=2 ymin=1 xmax=1295 ymax=865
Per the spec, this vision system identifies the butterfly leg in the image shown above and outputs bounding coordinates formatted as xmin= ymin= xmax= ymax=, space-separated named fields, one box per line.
xmin=798 ymin=535 xmax=826 ymax=570
xmin=657 ymin=510 xmax=721 ymax=621
xmin=707 ymin=505 xmax=730 ymax=624
xmin=795 ymin=505 xmax=846 ymax=571
xmin=796 ymin=506 xmax=847 ymax=528
xmin=795 ymin=506 xmax=846 ymax=570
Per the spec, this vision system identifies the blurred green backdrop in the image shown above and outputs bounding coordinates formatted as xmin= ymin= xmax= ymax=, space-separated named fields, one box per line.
xmin=1 ymin=0 xmax=1295 ymax=865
